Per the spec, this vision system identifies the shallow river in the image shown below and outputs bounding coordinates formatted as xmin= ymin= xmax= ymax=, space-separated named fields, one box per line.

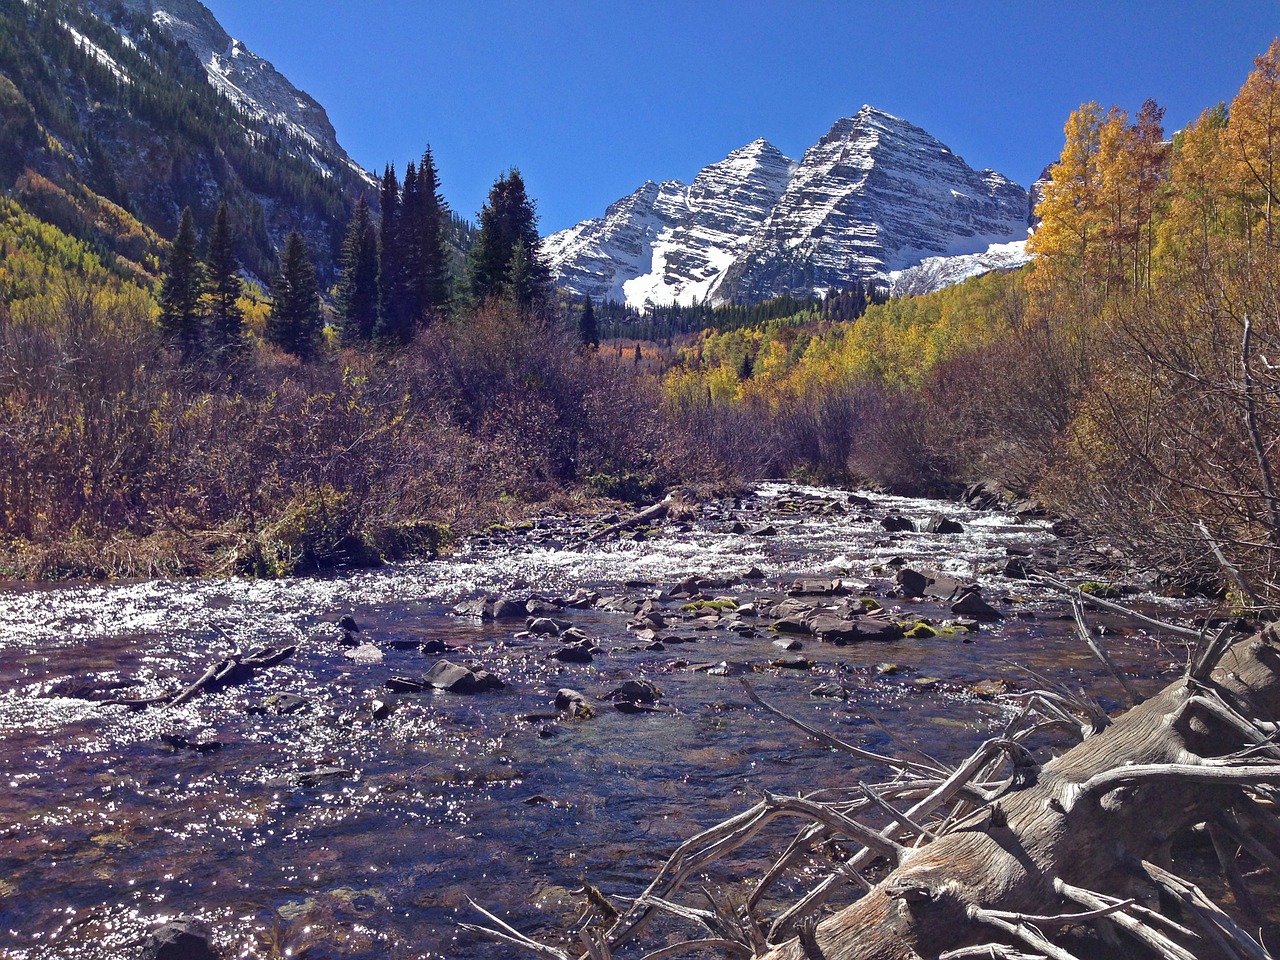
xmin=0 ymin=482 xmax=1192 ymax=959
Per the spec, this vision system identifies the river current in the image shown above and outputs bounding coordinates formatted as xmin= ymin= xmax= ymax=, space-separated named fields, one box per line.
xmin=0 ymin=482 xmax=1190 ymax=959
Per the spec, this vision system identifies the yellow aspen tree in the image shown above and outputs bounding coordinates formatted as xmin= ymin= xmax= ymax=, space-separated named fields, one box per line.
xmin=1094 ymin=106 xmax=1137 ymax=296
xmin=1224 ymin=38 xmax=1280 ymax=252
xmin=1028 ymin=102 xmax=1103 ymax=301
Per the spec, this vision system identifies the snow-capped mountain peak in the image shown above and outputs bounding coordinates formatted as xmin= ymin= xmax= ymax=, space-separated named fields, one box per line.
xmin=546 ymin=106 xmax=1031 ymax=308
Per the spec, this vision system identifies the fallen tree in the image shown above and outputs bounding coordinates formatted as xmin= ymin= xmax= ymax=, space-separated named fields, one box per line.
xmin=467 ymin=589 xmax=1280 ymax=960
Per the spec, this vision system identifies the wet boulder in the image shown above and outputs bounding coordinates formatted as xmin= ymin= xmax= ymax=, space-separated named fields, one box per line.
xmin=852 ymin=618 xmax=906 ymax=641
xmin=895 ymin=567 xmax=971 ymax=601
xmin=950 ymin=591 xmax=1003 ymax=621
xmin=807 ymin=615 xmax=861 ymax=644
xmin=604 ymin=679 xmax=662 ymax=705
xmin=771 ymin=653 xmax=811 ymax=670
xmin=550 ymin=643 xmax=594 ymax=664
xmin=528 ymin=618 xmax=563 ymax=637
xmin=788 ymin=578 xmax=849 ymax=597
xmin=880 ymin=514 xmax=915 ymax=533
xmin=489 ymin=598 xmax=529 ymax=620
xmin=1003 ymin=557 xmax=1032 ymax=579
xmin=424 ymin=660 xmax=506 ymax=694
xmin=143 ymin=917 xmax=217 ymax=960
xmin=772 ymin=616 xmax=814 ymax=635
xmin=526 ymin=598 xmax=565 ymax=616
xmin=748 ymin=524 xmax=778 ymax=537
xmin=811 ymin=682 xmax=848 ymax=699
xmin=554 ymin=688 xmax=587 ymax=710
xmin=925 ymin=517 xmax=965 ymax=535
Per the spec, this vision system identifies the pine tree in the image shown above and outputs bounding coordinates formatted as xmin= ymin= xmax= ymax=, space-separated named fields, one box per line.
xmin=417 ymin=147 xmax=452 ymax=323
xmin=336 ymin=195 xmax=379 ymax=344
xmin=158 ymin=206 xmax=203 ymax=357
xmin=205 ymin=202 xmax=245 ymax=354
xmin=578 ymin=294 xmax=599 ymax=349
xmin=467 ymin=169 xmax=552 ymax=306
xmin=267 ymin=230 xmax=323 ymax=360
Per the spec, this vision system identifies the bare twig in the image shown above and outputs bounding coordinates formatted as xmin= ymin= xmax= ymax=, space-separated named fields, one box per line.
xmin=1071 ymin=597 xmax=1144 ymax=706
xmin=741 ymin=679 xmax=947 ymax=777
xmin=1035 ymin=575 xmax=1203 ymax=641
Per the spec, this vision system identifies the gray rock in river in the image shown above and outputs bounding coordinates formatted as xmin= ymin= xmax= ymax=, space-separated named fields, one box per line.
xmin=604 ymin=679 xmax=662 ymax=704
xmin=143 ymin=917 xmax=217 ymax=960
xmin=424 ymin=660 xmax=506 ymax=694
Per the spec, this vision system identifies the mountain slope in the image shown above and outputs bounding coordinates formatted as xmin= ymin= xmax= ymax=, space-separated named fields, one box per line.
xmin=546 ymin=106 xmax=1031 ymax=308
xmin=0 ymin=0 xmax=372 ymax=283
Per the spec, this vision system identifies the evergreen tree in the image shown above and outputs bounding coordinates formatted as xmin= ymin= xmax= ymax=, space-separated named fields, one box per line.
xmin=578 ymin=294 xmax=599 ymax=349
xmin=157 ymin=206 xmax=203 ymax=357
xmin=205 ymin=201 xmax=245 ymax=354
xmin=267 ymin=230 xmax=323 ymax=360
xmin=336 ymin=195 xmax=379 ymax=344
xmin=467 ymin=169 xmax=552 ymax=306
xmin=399 ymin=160 xmax=422 ymax=322
xmin=416 ymin=147 xmax=452 ymax=323
xmin=376 ymin=164 xmax=412 ymax=343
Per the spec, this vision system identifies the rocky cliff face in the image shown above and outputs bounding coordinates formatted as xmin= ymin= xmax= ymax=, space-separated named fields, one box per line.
xmin=545 ymin=106 xmax=1031 ymax=308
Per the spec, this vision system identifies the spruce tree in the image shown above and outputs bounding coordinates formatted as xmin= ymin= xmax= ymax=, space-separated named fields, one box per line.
xmin=205 ymin=202 xmax=245 ymax=355
xmin=267 ymin=230 xmax=323 ymax=360
xmin=336 ymin=195 xmax=379 ymax=344
xmin=376 ymin=164 xmax=411 ymax=343
xmin=399 ymin=160 xmax=422 ymax=323
xmin=578 ymin=294 xmax=599 ymax=349
xmin=157 ymin=206 xmax=203 ymax=357
xmin=467 ymin=169 xmax=552 ymax=306
xmin=417 ymin=148 xmax=452 ymax=324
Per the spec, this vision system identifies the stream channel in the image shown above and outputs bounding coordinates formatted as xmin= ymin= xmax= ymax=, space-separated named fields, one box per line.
xmin=0 ymin=481 xmax=1194 ymax=959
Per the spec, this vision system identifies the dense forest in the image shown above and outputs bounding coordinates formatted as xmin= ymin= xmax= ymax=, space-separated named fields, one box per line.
xmin=5 ymin=26 xmax=1280 ymax=610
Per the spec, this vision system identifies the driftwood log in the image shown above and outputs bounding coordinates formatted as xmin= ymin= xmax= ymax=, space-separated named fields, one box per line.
xmin=467 ymin=599 xmax=1280 ymax=960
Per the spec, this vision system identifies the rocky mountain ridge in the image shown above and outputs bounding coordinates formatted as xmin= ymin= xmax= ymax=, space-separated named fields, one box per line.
xmin=110 ymin=0 xmax=374 ymax=189
xmin=544 ymin=106 xmax=1032 ymax=308
xmin=0 ymin=0 xmax=373 ymax=282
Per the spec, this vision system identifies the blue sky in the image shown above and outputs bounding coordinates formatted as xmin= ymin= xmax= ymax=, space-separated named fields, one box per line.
xmin=204 ymin=0 xmax=1279 ymax=235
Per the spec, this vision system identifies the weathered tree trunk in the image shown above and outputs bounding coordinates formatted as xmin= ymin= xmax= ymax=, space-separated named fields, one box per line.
xmin=765 ymin=628 xmax=1280 ymax=960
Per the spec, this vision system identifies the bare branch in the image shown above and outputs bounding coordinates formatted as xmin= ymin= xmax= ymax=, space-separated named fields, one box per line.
xmin=1035 ymin=575 xmax=1203 ymax=641
xmin=741 ymin=679 xmax=947 ymax=777
xmin=1071 ymin=597 xmax=1144 ymax=706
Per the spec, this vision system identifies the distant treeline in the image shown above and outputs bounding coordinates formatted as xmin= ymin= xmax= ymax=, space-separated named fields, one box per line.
xmin=592 ymin=282 xmax=887 ymax=342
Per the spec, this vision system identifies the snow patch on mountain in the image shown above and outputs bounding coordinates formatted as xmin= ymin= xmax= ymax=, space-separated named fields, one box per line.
xmin=543 ymin=139 xmax=796 ymax=308
xmin=63 ymin=23 xmax=132 ymax=85
xmin=888 ymin=240 xmax=1031 ymax=298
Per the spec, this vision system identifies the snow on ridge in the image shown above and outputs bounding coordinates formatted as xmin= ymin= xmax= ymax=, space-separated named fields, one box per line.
xmin=113 ymin=0 xmax=375 ymax=190
xmin=888 ymin=240 xmax=1032 ymax=298
xmin=62 ymin=22 xmax=132 ymax=85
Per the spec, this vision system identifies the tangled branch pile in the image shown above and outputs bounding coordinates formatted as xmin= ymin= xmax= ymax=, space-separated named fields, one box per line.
xmin=469 ymin=594 xmax=1280 ymax=960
